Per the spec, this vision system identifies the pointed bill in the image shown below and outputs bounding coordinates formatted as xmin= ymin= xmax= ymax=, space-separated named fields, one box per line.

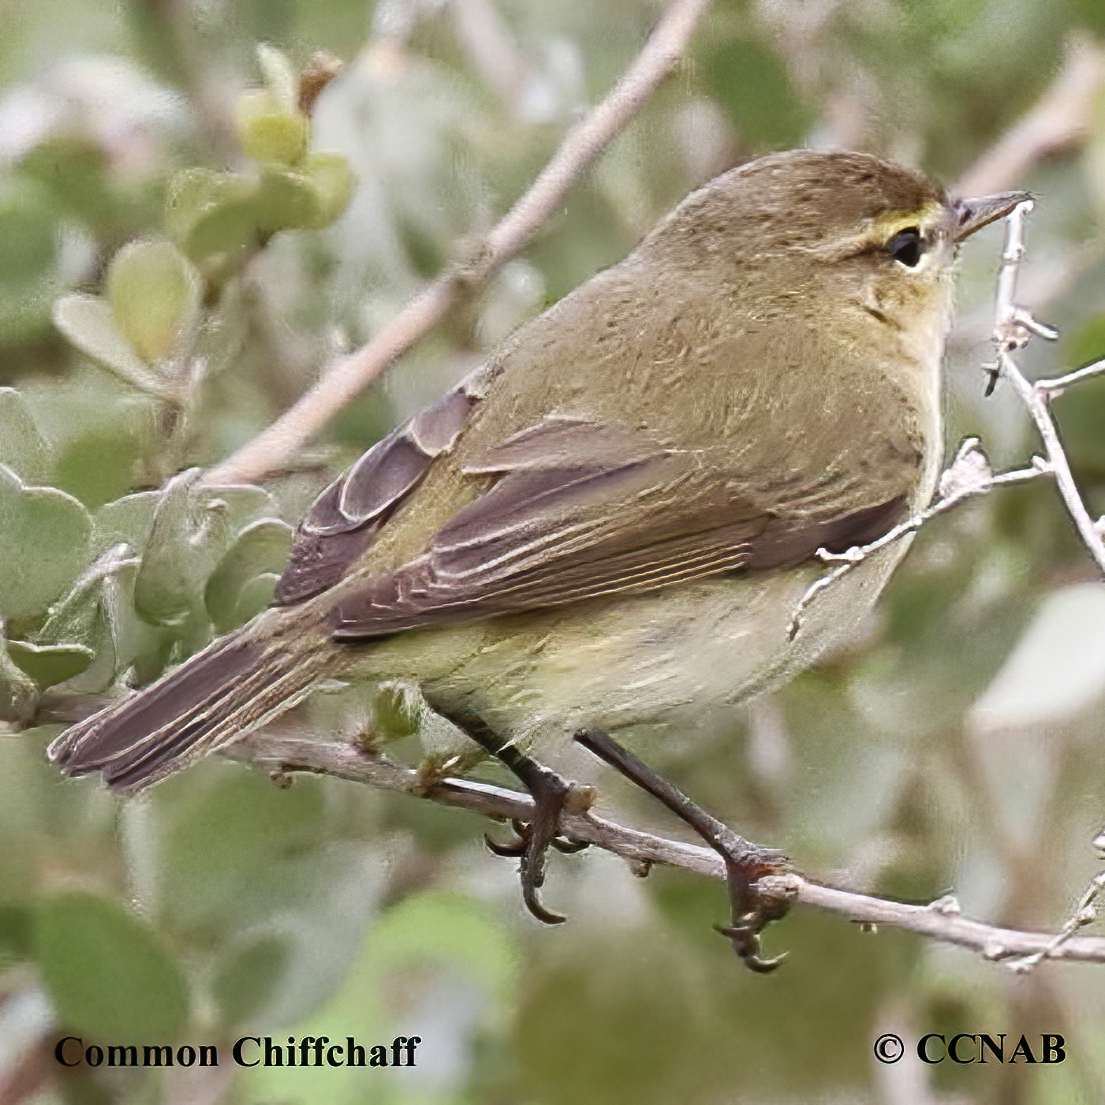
xmin=952 ymin=191 xmax=1032 ymax=241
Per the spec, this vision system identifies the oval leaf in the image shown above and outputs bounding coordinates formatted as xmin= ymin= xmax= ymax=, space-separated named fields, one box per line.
xmin=133 ymin=470 xmax=223 ymax=627
xmin=6 ymin=640 xmax=95 ymax=687
xmin=93 ymin=491 xmax=161 ymax=555
xmin=231 ymin=572 xmax=280 ymax=628
xmin=0 ymin=645 xmax=38 ymax=724
xmin=204 ymin=519 xmax=292 ymax=632
xmin=0 ymin=465 xmax=92 ymax=621
xmin=52 ymin=294 xmax=167 ymax=396
xmin=0 ymin=389 xmax=51 ymax=484
xmin=106 ymin=239 xmax=202 ymax=364
xmin=298 ymin=152 xmax=356 ymax=229
xmin=32 ymin=893 xmax=188 ymax=1044
xmin=238 ymin=94 xmax=310 ymax=166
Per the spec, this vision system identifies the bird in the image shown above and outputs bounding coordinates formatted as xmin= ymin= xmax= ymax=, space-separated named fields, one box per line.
xmin=48 ymin=149 xmax=1026 ymax=968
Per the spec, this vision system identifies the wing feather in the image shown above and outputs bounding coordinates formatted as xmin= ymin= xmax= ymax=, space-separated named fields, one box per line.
xmin=331 ymin=415 xmax=914 ymax=638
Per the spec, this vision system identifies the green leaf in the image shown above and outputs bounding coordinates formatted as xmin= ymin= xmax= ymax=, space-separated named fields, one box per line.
xmin=169 ymin=169 xmax=264 ymax=278
xmin=106 ymin=239 xmax=203 ymax=364
xmin=0 ymin=643 xmax=38 ymax=724
xmin=251 ymin=168 xmax=320 ymax=232
xmin=166 ymin=168 xmax=254 ymax=243
xmin=297 ymin=152 xmax=356 ymax=228
xmin=232 ymin=572 xmax=280 ymax=628
xmin=205 ymin=484 xmax=281 ymax=532
xmin=32 ymin=893 xmax=189 ymax=1044
xmin=52 ymin=608 xmax=120 ymax=696
xmin=92 ymin=491 xmax=162 ymax=555
xmin=211 ymin=934 xmax=291 ymax=1025
xmin=52 ymin=294 xmax=169 ymax=397
xmin=6 ymin=640 xmax=96 ymax=687
xmin=0 ymin=389 xmax=51 ymax=485
xmin=71 ymin=515 xmax=162 ymax=687
xmin=256 ymin=44 xmax=298 ymax=113
xmin=204 ymin=519 xmax=292 ymax=632
xmin=52 ymin=420 xmax=150 ymax=512
xmin=133 ymin=470 xmax=229 ymax=627
xmin=238 ymin=92 xmax=310 ymax=166
xmin=0 ymin=465 xmax=92 ymax=621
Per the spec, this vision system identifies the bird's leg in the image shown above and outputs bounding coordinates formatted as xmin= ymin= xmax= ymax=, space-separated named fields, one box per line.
xmin=574 ymin=728 xmax=790 ymax=972
xmin=430 ymin=706 xmax=592 ymax=925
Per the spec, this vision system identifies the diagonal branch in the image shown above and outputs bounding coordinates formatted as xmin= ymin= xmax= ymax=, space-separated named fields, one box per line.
xmin=990 ymin=200 xmax=1105 ymax=575
xmin=238 ymin=732 xmax=1105 ymax=966
xmin=204 ymin=0 xmax=713 ymax=487
xmin=954 ymin=37 xmax=1105 ymax=198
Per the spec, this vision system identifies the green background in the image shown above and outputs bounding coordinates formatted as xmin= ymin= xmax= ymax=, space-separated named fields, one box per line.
xmin=3 ymin=0 xmax=1105 ymax=1102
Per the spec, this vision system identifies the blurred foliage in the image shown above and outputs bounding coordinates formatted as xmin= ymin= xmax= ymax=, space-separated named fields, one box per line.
xmin=3 ymin=0 xmax=1105 ymax=1103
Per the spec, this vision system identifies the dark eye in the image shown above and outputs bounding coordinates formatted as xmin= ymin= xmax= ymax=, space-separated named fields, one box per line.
xmin=887 ymin=227 xmax=923 ymax=267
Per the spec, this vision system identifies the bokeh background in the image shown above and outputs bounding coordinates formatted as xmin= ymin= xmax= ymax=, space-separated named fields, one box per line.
xmin=4 ymin=0 xmax=1105 ymax=1102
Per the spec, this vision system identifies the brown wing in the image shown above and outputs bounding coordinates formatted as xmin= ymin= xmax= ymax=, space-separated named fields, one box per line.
xmin=274 ymin=377 xmax=481 ymax=604
xmin=330 ymin=416 xmax=915 ymax=639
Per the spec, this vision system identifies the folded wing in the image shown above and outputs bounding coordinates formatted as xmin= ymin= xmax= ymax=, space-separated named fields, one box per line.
xmin=329 ymin=415 xmax=915 ymax=638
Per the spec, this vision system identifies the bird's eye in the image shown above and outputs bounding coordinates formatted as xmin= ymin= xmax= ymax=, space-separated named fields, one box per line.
xmin=887 ymin=227 xmax=923 ymax=267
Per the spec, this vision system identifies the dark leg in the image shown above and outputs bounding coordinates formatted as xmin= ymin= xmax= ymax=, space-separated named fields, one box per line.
xmin=430 ymin=704 xmax=590 ymax=925
xmin=574 ymin=728 xmax=789 ymax=972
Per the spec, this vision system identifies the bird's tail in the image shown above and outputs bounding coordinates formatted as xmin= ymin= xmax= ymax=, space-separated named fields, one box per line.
xmin=47 ymin=620 xmax=326 ymax=793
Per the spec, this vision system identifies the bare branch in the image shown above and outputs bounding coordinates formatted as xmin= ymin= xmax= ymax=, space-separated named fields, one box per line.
xmin=792 ymin=199 xmax=1105 ymax=637
xmin=788 ymin=440 xmax=1045 ymax=640
xmin=955 ymin=37 xmax=1105 ymax=198
xmin=236 ymin=732 xmax=1105 ymax=966
xmin=992 ymin=201 xmax=1105 ymax=576
xmin=204 ymin=0 xmax=713 ymax=487
xmin=1005 ymin=865 xmax=1105 ymax=973
xmin=1037 ymin=358 xmax=1105 ymax=395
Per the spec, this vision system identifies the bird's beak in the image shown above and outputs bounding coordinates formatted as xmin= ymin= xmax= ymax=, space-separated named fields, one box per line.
xmin=951 ymin=191 xmax=1033 ymax=241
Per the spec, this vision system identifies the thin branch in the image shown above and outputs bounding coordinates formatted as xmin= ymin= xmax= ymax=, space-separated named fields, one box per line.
xmin=236 ymin=733 xmax=1105 ymax=965
xmin=954 ymin=37 xmax=1105 ymax=198
xmin=992 ymin=201 xmax=1105 ymax=575
xmin=1037 ymin=358 xmax=1105 ymax=394
xmin=792 ymin=200 xmax=1105 ymax=634
xmin=203 ymin=0 xmax=713 ymax=487
xmin=788 ymin=441 xmax=1045 ymax=640
xmin=786 ymin=199 xmax=1105 ymax=971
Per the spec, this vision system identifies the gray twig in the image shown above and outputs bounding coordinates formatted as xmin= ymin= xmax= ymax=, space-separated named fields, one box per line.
xmin=236 ymin=733 xmax=1105 ymax=965
xmin=204 ymin=0 xmax=713 ymax=487
xmin=992 ymin=201 xmax=1105 ymax=575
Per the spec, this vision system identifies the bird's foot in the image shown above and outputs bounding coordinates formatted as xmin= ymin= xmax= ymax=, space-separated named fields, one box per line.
xmin=423 ymin=701 xmax=597 ymax=926
xmin=485 ymin=819 xmax=589 ymax=858
xmin=574 ymin=727 xmax=794 ymax=972
xmin=484 ymin=771 xmax=595 ymax=924
xmin=711 ymin=835 xmax=794 ymax=972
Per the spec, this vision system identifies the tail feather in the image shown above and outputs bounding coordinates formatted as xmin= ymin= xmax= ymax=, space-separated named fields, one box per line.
xmin=47 ymin=627 xmax=322 ymax=793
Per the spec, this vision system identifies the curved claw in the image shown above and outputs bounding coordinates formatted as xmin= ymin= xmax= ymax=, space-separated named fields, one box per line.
xmin=552 ymin=837 xmax=589 ymax=854
xmin=485 ymin=787 xmax=586 ymax=925
xmin=484 ymin=819 xmax=531 ymax=857
xmin=719 ymin=850 xmax=795 ymax=972
xmin=715 ymin=924 xmax=789 ymax=973
xmin=522 ymin=881 xmax=567 ymax=925
xmin=485 ymin=832 xmax=526 ymax=858
xmin=485 ymin=822 xmax=588 ymax=858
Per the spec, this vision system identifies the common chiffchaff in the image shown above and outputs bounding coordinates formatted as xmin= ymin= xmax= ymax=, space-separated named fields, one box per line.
xmin=50 ymin=150 xmax=1025 ymax=958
